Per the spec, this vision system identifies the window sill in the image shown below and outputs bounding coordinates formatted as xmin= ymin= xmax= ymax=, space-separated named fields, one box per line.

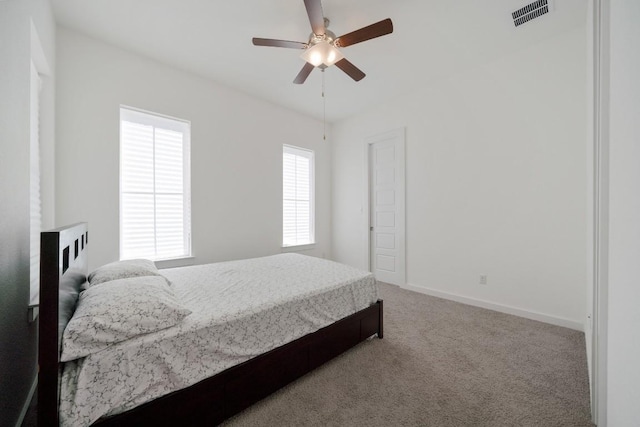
xmin=281 ymin=243 xmax=316 ymax=253
xmin=155 ymin=256 xmax=196 ymax=269
xmin=28 ymin=305 xmax=39 ymax=323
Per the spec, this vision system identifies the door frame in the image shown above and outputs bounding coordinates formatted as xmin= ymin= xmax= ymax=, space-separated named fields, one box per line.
xmin=590 ymin=0 xmax=609 ymax=425
xmin=362 ymin=128 xmax=406 ymax=286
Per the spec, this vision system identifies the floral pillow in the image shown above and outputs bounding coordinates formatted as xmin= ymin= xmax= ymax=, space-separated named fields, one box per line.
xmin=88 ymin=259 xmax=161 ymax=286
xmin=61 ymin=276 xmax=191 ymax=361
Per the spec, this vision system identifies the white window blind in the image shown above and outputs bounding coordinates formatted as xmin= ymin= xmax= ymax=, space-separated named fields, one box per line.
xmin=120 ymin=107 xmax=191 ymax=261
xmin=29 ymin=62 xmax=41 ymax=306
xmin=283 ymin=145 xmax=315 ymax=247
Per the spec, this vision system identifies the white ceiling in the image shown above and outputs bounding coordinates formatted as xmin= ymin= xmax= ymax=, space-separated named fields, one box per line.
xmin=52 ymin=0 xmax=587 ymax=123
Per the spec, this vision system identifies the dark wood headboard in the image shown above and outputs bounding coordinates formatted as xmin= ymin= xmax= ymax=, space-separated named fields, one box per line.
xmin=38 ymin=222 xmax=88 ymax=426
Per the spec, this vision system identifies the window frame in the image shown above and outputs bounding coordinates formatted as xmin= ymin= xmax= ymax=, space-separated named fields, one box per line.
xmin=29 ymin=61 xmax=42 ymax=307
xmin=282 ymin=144 xmax=316 ymax=248
xmin=119 ymin=106 xmax=192 ymax=261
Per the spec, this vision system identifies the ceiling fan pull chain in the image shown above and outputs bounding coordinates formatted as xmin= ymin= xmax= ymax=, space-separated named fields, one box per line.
xmin=322 ymin=68 xmax=326 ymax=141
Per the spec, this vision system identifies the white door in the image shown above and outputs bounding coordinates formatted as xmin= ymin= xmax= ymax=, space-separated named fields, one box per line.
xmin=368 ymin=129 xmax=405 ymax=285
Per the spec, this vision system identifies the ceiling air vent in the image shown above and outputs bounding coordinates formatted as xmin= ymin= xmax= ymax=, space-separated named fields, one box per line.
xmin=512 ymin=0 xmax=550 ymax=27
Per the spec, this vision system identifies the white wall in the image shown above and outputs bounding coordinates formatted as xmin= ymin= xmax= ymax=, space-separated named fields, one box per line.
xmin=0 ymin=0 xmax=55 ymax=424
xmin=332 ymin=27 xmax=587 ymax=329
xmin=606 ymin=1 xmax=640 ymax=425
xmin=56 ymin=28 xmax=331 ymax=271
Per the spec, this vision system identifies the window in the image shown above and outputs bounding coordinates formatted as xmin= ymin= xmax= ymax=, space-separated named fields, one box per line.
xmin=29 ymin=62 xmax=41 ymax=306
xmin=120 ymin=107 xmax=191 ymax=261
xmin=283 ymin=145 xmax=315 ymax=247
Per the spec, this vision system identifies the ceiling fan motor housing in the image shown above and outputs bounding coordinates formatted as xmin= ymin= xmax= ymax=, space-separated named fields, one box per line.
xmin=309 ymin=19 xmax=337 ymax=47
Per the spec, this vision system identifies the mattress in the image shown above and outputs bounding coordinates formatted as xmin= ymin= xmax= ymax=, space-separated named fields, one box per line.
xmin=59 ymin=253 xmax=377 ymax=426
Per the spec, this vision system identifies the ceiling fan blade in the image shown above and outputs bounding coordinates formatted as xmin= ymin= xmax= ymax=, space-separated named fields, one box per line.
xmin=293 ymin=62 xmax=315 ymax=84
xmin=304 ymin=0 xmax=325 ymax=36
xmin=252 ymin=38 xmax=307 ymax=49
xmin=335 ymin=18 xmax=393 ymax=48
xmin=335 ymin=58 xmax=366 ymax=82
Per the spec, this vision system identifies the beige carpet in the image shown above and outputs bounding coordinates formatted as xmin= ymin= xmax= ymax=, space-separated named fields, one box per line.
xmin=224 ymin=282 xmax=593 ymax=427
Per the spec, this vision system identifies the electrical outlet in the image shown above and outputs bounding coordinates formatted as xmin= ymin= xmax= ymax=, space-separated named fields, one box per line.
xmin=479 ymin=275 xmax=488 ymax=285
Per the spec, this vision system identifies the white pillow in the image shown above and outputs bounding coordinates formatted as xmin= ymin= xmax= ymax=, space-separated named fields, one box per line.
xmin=61 ymin=276 xmax=191 ymax=361
xmin=88 ymin=259 xmax=161 ymax=286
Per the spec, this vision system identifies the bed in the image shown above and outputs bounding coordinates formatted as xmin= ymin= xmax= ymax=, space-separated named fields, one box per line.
xmin=38 ymin=223 xmax=383 ymax=426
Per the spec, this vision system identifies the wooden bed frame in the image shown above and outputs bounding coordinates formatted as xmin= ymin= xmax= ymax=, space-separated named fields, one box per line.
xmin=38 ymin=223 xmax=383 ymax=426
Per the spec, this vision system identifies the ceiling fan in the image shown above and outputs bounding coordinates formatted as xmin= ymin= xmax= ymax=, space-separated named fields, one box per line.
xmin=252 ymin=0 xmax=393 ymax=84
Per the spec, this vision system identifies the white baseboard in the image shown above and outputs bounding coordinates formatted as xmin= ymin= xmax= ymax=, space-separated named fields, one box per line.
xmin=402 ymin=283 xmax=584 ymax=331
xmin=16 ymin=375 xmax=37 ymax=427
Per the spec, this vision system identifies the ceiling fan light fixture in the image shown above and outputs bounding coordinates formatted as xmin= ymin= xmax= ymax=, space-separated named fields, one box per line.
xmin=301 ymin=40 xmax=343 ymax=67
